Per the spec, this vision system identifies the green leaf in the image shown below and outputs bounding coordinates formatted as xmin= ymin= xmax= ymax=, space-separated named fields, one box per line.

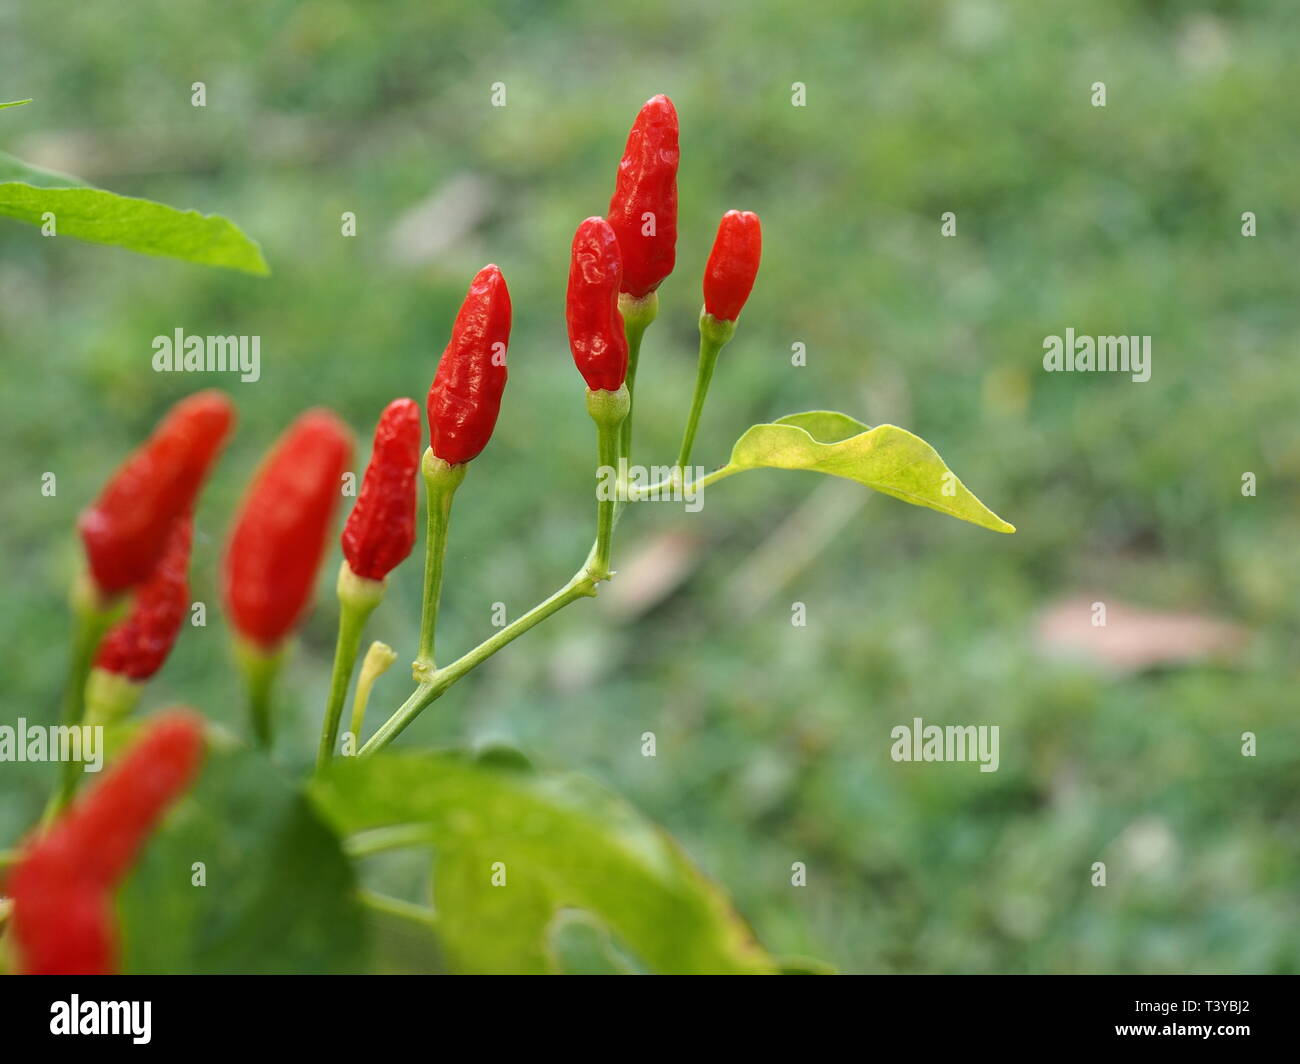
xmin=117 ymin=744 xmax=366 ymax=974
xmin=310 ymin=753 xmax=776 ymax=975
xmin=771 ymin=409 xmax=872 ymax=442
xmin=0 ymin=150 xmax=269 ymax=274
xmin=361 ymin=896 xmax=446 ymax=974
xmin=0 ymin=99 xmax=33 ymax=111
xmin=722 ymin=411 xmax=1016 ymax=533
xmin=547 ymin=910 xmax=643 ymax=974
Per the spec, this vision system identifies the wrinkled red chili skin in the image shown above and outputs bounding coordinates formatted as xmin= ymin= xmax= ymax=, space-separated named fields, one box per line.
xmin=427 ymin=265 xmax=513 ymax=465
xmin=342 ymin=398 xmax=422 ymax=580
xmin=94 ymin=515 xmax=192 ymax=681
xmin=223 ymin=410 xmax=353 ymax=649
xmin=78 ymin=390 xmax=234 ymax=597
xmin=703 ymin=210 xmax=763 ymax=322
xmin=6 ymin=711 xmax=205 ymax=975
xmin=606 ymin=94 xmax=679 ymax=298
xmin=567 ymin=217 xmax=629 ymax=392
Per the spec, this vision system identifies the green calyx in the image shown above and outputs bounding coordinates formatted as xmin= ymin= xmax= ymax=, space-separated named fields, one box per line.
xmin=69 ymin=567 xmax=122 ymax=624
xmin=586 ymin=384 xmax=631 ymax=430
xmin=422 ymin=448 xmax=469 ymax=493
xmin=337 ymin=559 xmax=387 ymax=612
xmin=83 ymin=667 xmax=142 ymax=725
xmin=698 ymin=309 xmax=737 ymax=348
xmin=618 ymin=290 xmax=659 ymax=332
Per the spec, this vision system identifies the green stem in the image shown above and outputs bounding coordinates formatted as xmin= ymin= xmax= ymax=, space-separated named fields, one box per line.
xmin=317 ymin=563 xmax=383 ymax=770
xmin=236 ymin=639 xmax=284 ymax=749
xmin=617 ymin=292 xmax=658 ymax=464
xmin=357 ymin=889 xmax=440 ymax=930
xmin=628 ymin=464 xmax=740 ymax=501
xmin=52 ymin=577 xmax=118 ymax=813
xmin=361 ymin=385 xmax=632 ymax=759
xmin=587 ymin=386 xmax=630 ymax=582
xmin=360 ymin=565 xmax=599 ymax=755
xmin=675 ymin=312 xmax=736 ymax=474
xmin=414 ymin=452 xmax=466 ymax=683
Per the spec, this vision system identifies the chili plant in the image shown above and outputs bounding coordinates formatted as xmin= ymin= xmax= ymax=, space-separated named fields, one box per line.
xmin=0 ymin=95 xmax=1014 ymax=976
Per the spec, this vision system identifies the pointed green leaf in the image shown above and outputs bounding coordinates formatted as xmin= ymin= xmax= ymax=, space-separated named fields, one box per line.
xmin=0 ymin=150 xmax=268 ymax=274
xmin=722 ymin=413 xmax=1016 ymax=533
xmin=311 ymin=753 xmax=776 ymax=975
xmin=0 ymin=99 xmax=33 ymax=111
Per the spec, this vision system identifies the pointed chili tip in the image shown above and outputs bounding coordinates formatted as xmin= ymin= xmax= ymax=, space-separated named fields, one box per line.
xmin=703 ymin=210 xmax=763 ymax=323
xmin=642 ymin=93 xmax=677 ymax=117
xmin=139 ymin=708 xmax=208 ymax=772
xmin=381 ymin=396 xmax=421 ymax=424
xmin=572 ymin=216 xmax=622 ymax=283
xmin=465 ymin=263 xmax=512 ymax=330
xmin=295 ymin=407 xmax=355 ymax=448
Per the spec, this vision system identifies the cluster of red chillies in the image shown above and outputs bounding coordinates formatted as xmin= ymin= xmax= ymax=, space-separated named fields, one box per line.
xmin=8 ymin=94 xmax=764 ymax=975
xmin=567 ymin=94 xmax=763 ymax=394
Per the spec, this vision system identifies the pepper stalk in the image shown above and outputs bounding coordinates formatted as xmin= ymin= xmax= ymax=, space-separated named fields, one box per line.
xmin=413 ymin=450 xmax=466 ymax=683
xmin=51 ymin=573 xmax=121 ymax=813
xmin=235 ymin=638 xmax=285 ymax=749
xmin=675 ymin=311 xmax=736 ymax=473
xmin=617 ymin=291 xmax=658 ymax=465
xmin=587 ymin=385 xmax=630 ymax=580
xmin=317 ymin=562 xmax=386 ymax=768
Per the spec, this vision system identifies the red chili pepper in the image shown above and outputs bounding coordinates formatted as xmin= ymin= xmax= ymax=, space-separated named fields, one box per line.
xmin=78 ymin=390 xmax=234 ymax=597
xmin=606 ymin=94 xmax=679 ymax=298
xmin=6 ymin=711 xmax=205 ymax=975
xmin=223 ymin=410 xmax=353 ymax=650
xmin=341 ymin=398 xmax=422 ymax=580
xmin=93 ymin=514 xmax=192 ymax=681
xmin=427 ymin=264 xmax=512 ymax=466
xmin=567 ymin=217 xmax=629 ymax=392
xmin=703 ymin=210 xmax=763 ymax=322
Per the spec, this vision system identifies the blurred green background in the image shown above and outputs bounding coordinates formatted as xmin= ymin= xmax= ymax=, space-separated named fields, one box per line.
xmin=2 ymin=0 xmax=1298 ymax=973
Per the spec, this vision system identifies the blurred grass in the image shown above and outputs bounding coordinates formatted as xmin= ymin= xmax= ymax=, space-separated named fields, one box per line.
xmin=1 ymin=0 xmax=1298 ymax=972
